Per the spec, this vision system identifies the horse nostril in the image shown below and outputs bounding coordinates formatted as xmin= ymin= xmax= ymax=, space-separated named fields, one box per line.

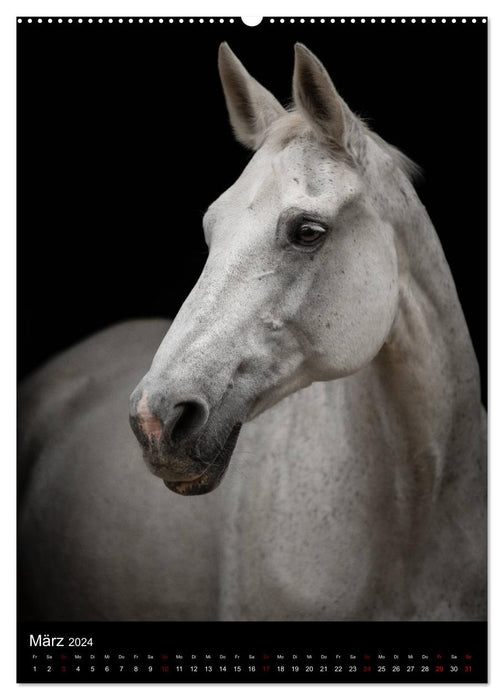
xmin=130 ymin=387 xmax=209 ymax=448
xmin=168 ymin=399 xmax=209 ymax=445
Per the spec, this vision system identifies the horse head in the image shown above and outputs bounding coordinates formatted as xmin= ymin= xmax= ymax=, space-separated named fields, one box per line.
xmin=129 ymin=43 xmax=405 ymax=495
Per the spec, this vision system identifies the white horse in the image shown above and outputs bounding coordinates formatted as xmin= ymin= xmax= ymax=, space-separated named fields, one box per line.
xmin=19 ymin=43 xmax=486 ymax=622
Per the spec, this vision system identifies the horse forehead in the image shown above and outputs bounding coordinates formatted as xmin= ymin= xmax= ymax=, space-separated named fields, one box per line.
xmin=275 ymin=140 xmax=348 ymax=192
xmin=256 ymin=140 xmax=355 ymax=199
xmin=215 ymin=140 xmax=360 ymax=218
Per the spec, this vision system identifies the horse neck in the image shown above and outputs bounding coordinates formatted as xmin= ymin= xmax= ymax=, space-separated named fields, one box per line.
xmin=350 ymin=169 xmax=482 ymax=505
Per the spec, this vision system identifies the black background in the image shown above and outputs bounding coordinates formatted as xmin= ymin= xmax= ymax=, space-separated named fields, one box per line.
xmin=17 ymin=17 xmax=487 ymax=402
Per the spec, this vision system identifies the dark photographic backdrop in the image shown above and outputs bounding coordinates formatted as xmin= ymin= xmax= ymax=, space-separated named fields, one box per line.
xmin=17 ymin=17 xmax=487 ymax=403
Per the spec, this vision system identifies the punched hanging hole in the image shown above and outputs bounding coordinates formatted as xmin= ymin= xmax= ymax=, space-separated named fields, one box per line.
xmin=241 ymin=17 xmax=263 ymax=27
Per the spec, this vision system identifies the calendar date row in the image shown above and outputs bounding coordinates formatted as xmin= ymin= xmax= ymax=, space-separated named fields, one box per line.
xmin=31 ymin=662 xmax=474 ymax=675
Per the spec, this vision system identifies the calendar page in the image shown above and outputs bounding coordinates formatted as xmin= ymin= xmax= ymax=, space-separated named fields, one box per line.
xmin=17 ymin=14 xmax=487 ymax=684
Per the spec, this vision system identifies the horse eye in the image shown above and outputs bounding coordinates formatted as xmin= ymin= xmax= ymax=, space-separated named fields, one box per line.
xmin=294 ymin=222 xmax=327 ymax=246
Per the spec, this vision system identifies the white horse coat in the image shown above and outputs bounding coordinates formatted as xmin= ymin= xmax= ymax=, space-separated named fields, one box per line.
xmin=19 ymin=44 xmax=486 ymax=621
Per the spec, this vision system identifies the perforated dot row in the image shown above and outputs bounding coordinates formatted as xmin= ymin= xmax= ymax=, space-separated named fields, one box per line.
xmin=17 ymin=17 xmax=237 ymax=24
xmin=270 ymin=17 xmax=485 ymax=24
xmin=17 ymin=17 xmax=488 ymax=25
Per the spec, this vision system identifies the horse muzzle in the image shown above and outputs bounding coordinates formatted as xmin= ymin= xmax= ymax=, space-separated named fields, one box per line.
xmin=162 ymin=422 xmax=242 ymax=495
xmin=129 ymin=385 xmax=242 ymax=495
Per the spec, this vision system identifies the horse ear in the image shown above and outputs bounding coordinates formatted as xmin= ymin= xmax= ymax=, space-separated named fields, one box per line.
xmin=293 ymin=43 xmax=362 ymax=156
xmin=218 ymin=42 xmax=285 ymax=150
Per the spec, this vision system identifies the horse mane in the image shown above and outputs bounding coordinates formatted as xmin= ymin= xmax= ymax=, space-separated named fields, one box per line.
xmin=265 ymin=110 xmax=421 ymax=183
xmin=366 ymin=129 xmax=422 ymax=182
